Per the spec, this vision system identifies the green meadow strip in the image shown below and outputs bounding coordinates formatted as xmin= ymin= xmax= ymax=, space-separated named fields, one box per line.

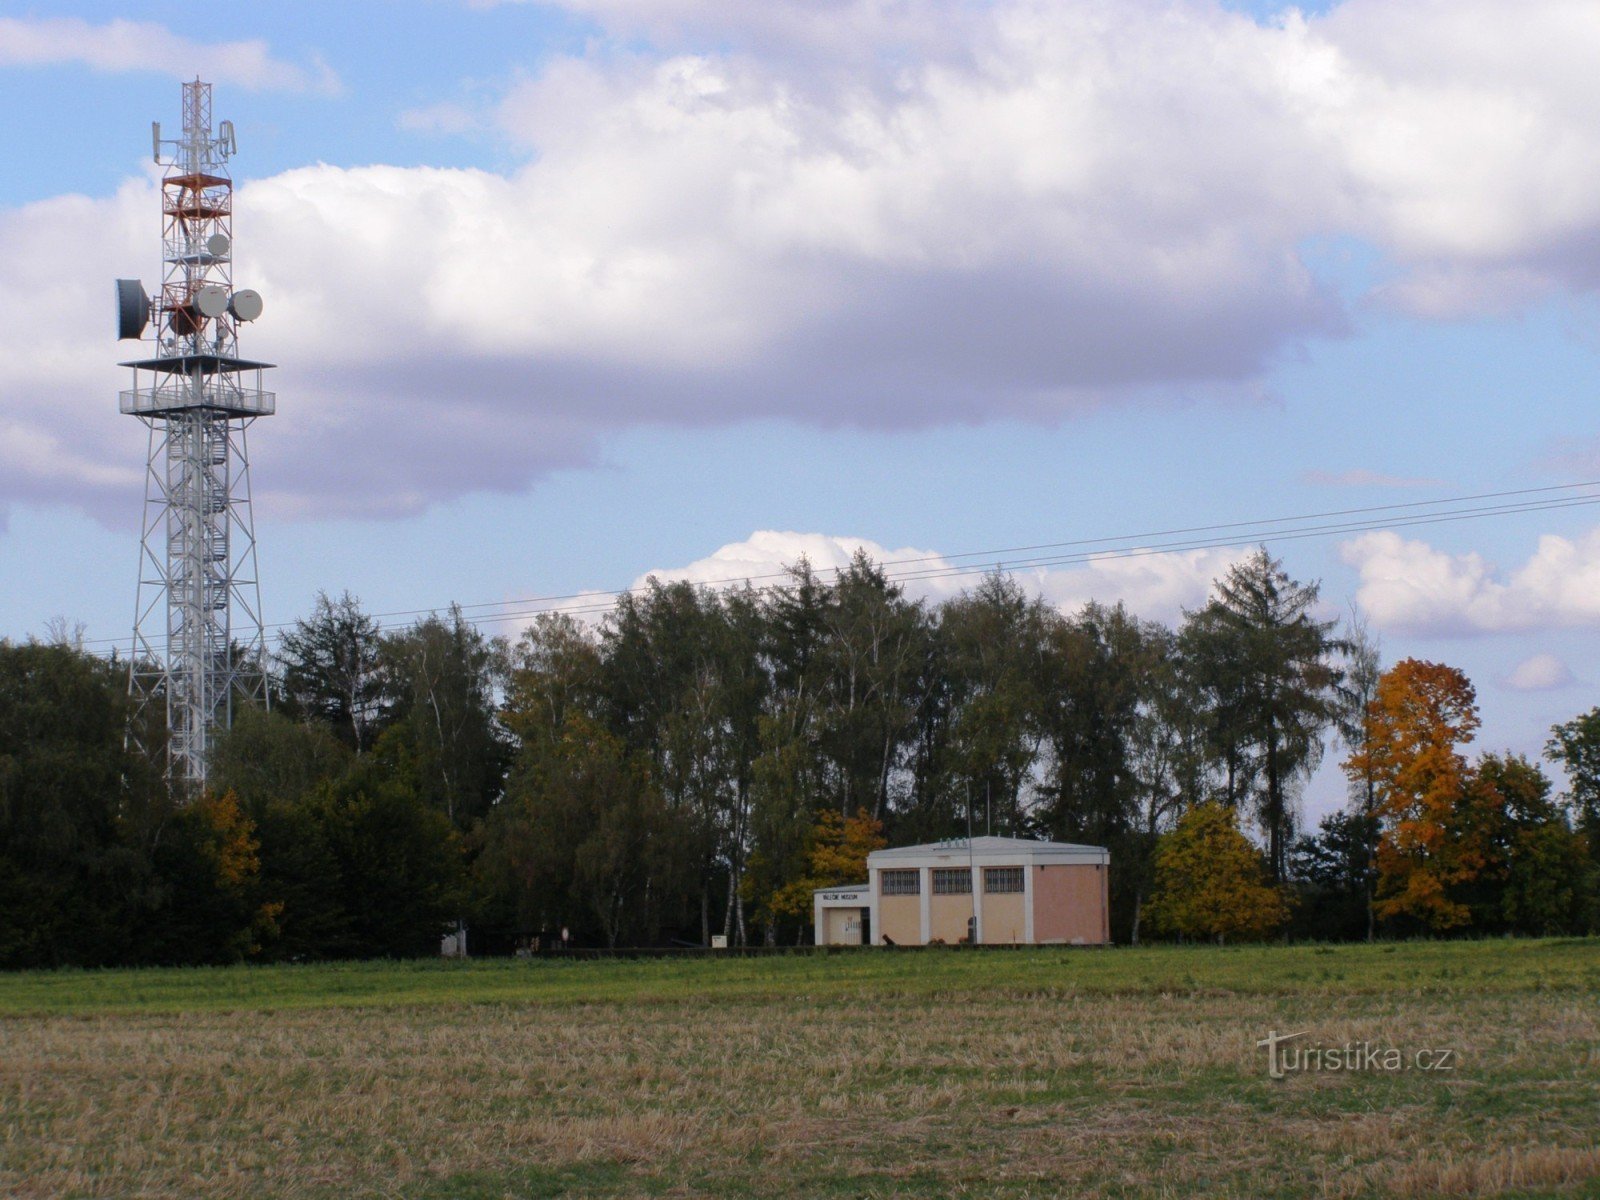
xmin=2 ymin=938 xmax=1594 ymax=1018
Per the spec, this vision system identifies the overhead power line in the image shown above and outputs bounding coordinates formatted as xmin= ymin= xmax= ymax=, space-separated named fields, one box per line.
xmin=61 ymin=478 xmax=1600 ymax=661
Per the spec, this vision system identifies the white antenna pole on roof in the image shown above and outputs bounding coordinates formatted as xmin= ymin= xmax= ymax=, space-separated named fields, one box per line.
xmin=966 ymin=781 xmax=977 ymax=944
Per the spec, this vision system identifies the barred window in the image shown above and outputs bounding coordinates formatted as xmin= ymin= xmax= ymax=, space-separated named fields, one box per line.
xmin=932 ymin=868 xmax=972 ymax=895
xmin=984 ymin=867 xmax=1024 ymax=894
xmin=880 ymin=869 xmax=921 ymax=896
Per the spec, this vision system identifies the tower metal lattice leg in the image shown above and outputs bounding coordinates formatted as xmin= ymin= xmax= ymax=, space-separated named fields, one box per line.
xmin=131 ymin=409 xmax=268 ymax=789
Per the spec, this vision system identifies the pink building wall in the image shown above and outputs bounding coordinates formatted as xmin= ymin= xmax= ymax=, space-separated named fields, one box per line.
xmin=1031 ymin=863 xmax=1110 ymax=944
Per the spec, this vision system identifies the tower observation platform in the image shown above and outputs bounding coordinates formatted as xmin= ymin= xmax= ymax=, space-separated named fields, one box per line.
xmin=118 ymin=353 xmax=275 ymax=417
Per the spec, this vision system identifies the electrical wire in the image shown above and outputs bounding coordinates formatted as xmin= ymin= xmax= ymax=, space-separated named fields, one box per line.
xmin=61 ymin=478 xmax=1600 ymax=661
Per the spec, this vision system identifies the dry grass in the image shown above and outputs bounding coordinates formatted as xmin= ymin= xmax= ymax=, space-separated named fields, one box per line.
xmin=2 ymin=956 xmax=1597 ymax=1199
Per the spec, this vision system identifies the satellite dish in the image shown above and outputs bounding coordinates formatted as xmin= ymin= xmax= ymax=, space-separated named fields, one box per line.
xmin=195 ymin=285 xmax=229 ymax=319
xmin=229 ymin=289 xmax=264 ymax=322
xmin=206 ymin=233 xmax=231 ymax=259
xmin=116 ymin=279 xmax=149 ymax=339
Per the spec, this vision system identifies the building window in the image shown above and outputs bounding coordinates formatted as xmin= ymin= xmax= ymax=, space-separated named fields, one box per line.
xmin=880 ymin=869 xmax=920 ymax=896
xmin=984 ymin=866 xmax=1024 ymax=894
xmin=932 ymin=868 xmax=972 ymax=895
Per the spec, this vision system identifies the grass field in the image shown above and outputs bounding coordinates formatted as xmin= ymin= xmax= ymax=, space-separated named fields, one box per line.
xmin=2 ymin=940 xmax=1597 ymax=1198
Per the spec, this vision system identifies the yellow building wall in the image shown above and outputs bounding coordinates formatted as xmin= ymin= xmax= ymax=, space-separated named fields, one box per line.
xmin=929 ymin=893 xmax=974 ymax=943
xmin=877 ymin=894 xmax=921 ymax=945
xmin=980 ymin=892 xmax=1026 ymax=943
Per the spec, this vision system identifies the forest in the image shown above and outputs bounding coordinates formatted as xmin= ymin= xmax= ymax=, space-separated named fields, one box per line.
xmin=1 ymin=548 xmax=1596 ymax=966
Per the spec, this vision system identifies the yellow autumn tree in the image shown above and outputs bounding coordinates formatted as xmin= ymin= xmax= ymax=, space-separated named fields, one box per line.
xmin=767 ymin=808 xmax=887 ymax=922
xmin=1343 ymin=658 xmax=1484 ymax=931
xmin=1144 ymin=802 xmax=1288 ymax=942
xmin=193 ymin=790 xmax=261 ymax=888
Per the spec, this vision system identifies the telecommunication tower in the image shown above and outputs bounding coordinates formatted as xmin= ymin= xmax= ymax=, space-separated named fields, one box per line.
xmin=116 ymin=80 xmax=274 ymax=790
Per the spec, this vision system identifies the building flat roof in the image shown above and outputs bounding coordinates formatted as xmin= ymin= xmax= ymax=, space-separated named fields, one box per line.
xmin=868 ymin=835 xmax=1108 ymax=866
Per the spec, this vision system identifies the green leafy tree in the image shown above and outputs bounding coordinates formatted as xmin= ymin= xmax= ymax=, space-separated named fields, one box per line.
xmin=1467 ymin=753 xmax=1588 ymax=935
xmin=740 ymin=555 xmax=924 ymax=945
xmin=1333 ymin=613 xmax=1383 ymax=938
xmin=277 ymin=591 xmax=387 ymax=752
xmin=380 ymin=607 xmax=507 ymax=831
xmin=573 ymin=758 xmax=692 ymax=948
xmin=816 ymin=551 xmax=928 ymax=820
xmin=502 ymin=613 xmax=605 ymax=753
xmin=481 ymin=615 xmax=607 ymax=946
xmin=0 ymin=640 xmax=165 ymax=967
xmin=1289 ymin=809 xmax=1378 ymax=941
xmin=1545 ymin=708 xmax=1600 ymax=858
xmin=1040 ymin=602 xmax=1155 ymax=843
xmin=307 ymin=761 xmax=468 ymax=957
xmin=149 ymin=791 xmax=278 ymax=964
xmin=1503 ymin=819 xmax=1591 ymax=935
xmin=480 ymin=715 xmax=690 ymax=947
xmin=1180 ymin=549 xmax=1341 ymax=882
xmin=941 ymin=574 xmax=1050 ymax=837
xmin=705 ymin=586 xmax=768 ymax=944
xmin=1042 ymin=602 xmax=1175 ymax=939
xmin=207 ymin=707 xmax=358 ymax=960
xmin=209 ymin=705 xmax=353 ymax=812
xmin=744 ymin=704 xmax=824 ymax=944
xmin=249 ymin=796 xmax=352 ymax=960
xmin=601 ymin=580 xmax=764 ymax=943
xmin=1124 ymin=627 xmax=1212 ymax=943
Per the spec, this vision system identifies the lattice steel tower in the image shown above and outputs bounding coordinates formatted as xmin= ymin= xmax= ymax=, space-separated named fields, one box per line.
xmin=116 ymin=80 xmax=274 ymax=790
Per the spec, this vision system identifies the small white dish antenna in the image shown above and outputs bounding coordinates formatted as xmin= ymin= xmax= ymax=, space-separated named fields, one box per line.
xmin=206 ymin=233 xmax=231 ymax=259
xmin=228 ymin=290 xmax=264 ymax=322
xmin=195 ymin=285 xmax=229 ymax=319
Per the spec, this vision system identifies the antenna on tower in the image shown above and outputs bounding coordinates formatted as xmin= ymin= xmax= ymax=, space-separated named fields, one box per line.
xmin=117 ymin=80 xmax=275 ymax=792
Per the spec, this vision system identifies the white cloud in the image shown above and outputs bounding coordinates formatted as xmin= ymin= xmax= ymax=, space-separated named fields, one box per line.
xmin=12 ymin=1 xmax=1600 ymax=517
xmin=638 ymin=531 xmax=942 ymax=590
xmin=1342 ymin=527 xmax=1600 ymax=634
xmin=1504 ymin=652 xmax=1574 ymax=692
xmin=636 ymin=531 xmax=1243 ymax=623
xmin=1030 ymin=546 xmax=1249 ymax=623
xmin=521 ymin=0 xmax=1600 ymax=309
xmin=0 ymin=18 xmax=341 ymax=94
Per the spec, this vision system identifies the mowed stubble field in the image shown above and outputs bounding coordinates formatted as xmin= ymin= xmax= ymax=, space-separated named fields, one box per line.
xmin=1 ymin=941 xmax=1597 ymax=1199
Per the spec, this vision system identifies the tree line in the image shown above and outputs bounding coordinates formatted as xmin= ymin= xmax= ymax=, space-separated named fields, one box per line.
xmin=1 ymin=548 xmax=1595 ymax=966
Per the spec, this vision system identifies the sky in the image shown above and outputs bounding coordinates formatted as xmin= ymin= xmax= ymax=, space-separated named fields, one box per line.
xmin=4 ymin=0 xmax=1600 ymax=824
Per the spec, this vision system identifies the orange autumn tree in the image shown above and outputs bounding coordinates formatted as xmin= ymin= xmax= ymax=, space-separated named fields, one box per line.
xmin=767 ymin=807 xmax=887 ymax=922
xmin=1344 ymin=658 xmax=1485 ymax=931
